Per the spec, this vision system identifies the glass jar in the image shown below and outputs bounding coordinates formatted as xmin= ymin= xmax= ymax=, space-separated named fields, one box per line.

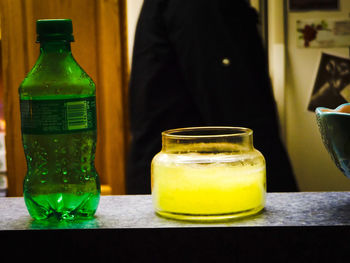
xmin=151 ymin=127 xmax=266 ymax=221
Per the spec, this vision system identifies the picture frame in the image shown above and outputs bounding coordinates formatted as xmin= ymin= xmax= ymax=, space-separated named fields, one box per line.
xmin=289 ymin=0 xmax=339 ymax=12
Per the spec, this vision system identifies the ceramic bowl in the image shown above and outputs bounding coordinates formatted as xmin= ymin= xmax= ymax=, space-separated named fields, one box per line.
xmin=316 ymin=103 xmax=350 ymax=178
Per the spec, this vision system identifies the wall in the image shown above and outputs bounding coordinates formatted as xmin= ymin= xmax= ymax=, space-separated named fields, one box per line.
xmin=285 ymin=0 xmax=350 ymax=190
xmin=127 ymin=0 xmax=143 ymax=66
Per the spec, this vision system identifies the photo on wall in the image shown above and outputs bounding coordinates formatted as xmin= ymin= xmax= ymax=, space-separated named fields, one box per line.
xmin=297 ymin=18 xmax=350 ymax=48
xmin=308 ymin=53 xmax=350 ymax=112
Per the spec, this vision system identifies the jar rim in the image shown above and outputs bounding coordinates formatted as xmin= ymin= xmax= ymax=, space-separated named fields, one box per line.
xmin=162 ymin=126 xmax=252 ymax=139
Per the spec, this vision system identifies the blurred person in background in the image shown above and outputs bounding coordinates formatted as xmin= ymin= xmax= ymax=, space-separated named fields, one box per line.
xmin=126 ymin=0 xmax=299 ymax=194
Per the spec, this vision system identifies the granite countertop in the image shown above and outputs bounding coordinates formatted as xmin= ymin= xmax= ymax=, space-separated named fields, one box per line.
xmin=1 ymin=192 xmax=350 ymax=230
xmin=2 ymin=192 xmax=350 ymax=261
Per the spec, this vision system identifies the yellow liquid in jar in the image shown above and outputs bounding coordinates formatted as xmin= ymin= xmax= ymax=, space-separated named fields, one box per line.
xmin=152 ymin=153 xmax=266 ymax=218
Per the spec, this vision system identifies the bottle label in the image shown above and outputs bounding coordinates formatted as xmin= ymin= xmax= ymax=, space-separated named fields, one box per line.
xmin=20 ymin=97 xmax=97 ymax=134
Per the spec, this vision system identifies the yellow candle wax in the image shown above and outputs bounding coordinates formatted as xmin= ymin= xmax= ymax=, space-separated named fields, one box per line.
xmin=152 ymin=153 xmax=266 ymax=216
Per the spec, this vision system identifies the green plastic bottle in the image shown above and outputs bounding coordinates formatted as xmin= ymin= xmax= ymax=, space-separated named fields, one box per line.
xmin=19 ymin=19 xmax=100 ymax=220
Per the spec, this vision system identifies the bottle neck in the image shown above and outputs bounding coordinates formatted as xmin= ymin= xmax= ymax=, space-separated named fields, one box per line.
xmin=39 ymin=41 xmax=72 ymax=54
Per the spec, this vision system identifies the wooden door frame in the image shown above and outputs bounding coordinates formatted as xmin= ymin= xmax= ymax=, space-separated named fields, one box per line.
xmin=0 ymin=0 xmax=129 ymax=196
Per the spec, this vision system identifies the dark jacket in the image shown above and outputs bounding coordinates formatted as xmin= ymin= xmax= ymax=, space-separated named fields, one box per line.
xmin=126 ymin=0 xmax=298 ymax=194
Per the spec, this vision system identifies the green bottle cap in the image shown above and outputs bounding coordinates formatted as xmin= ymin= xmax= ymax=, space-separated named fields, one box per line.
xmin=36 ymin=19 xmax=74 ymax=43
